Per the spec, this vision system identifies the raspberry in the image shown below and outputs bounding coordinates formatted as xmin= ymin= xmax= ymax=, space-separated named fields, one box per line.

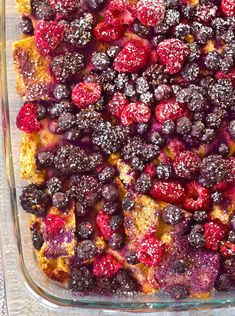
xmin=220 ymin=241 xmax=235 ymax=257
xmin=113 ymin=42 xmax=148 ymax=73
xmin=155 ymin=98 xmax=189 ymax=123
xmin=49 ymin=0 xmax=79 ymax=15
xmin=166 ymin=139 xmax=186 ymax=157
xmin=107 ymin=92 xmax=129 ymax=117
xmin=150 ymin=180 xmax=185 ymax=203
xmin=104 ymin=0 xmax=136 ymax=26
xmin=72 ymin=82 xmax=101 ymax=109
xmin=93 ymin=22 xmax=124 ymax=43
xmin=69 ymin=267 xmax=94 ymax=292
xmin=221 ymin=0 xmax=235 ymax=16
xmin=136 ymin=0 xmax=165 ymax=26
xmin=173 ymin=151 xmax=201 ymax=179
xmin=96 ymin=210 xmax=115 ymax=240
xmin=16 ymin=103 xmax=42 ymax=133
xmin=137 ymin=234 xmax=164 ymax=266
xmin=157 ymin=39 xmax=189 ymax=74
xmin=183 ymin=181 xmax=211 ymax=211
xmin=93 ymin=254 xmax=123 ymax=277
xmin=204 ymin=221 xmax=227 ymax=251
xmin=120 ymin=102 xmax=151 ymax=126
xmin=227 ymin=157 xmax=235 ymax=182
xmin=34 ymin=21 xmax=65 ymax=55
xmin=45 ymin=214 xmax=65 ymax=235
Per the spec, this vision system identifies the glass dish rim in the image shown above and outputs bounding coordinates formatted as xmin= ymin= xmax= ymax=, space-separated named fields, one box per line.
xmin=1 ymin=0 xmax=235 ymax=311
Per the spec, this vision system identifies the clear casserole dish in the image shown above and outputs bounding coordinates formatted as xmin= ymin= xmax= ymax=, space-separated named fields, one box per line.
xmin=1 ymin=0 xmax=235 ymax=312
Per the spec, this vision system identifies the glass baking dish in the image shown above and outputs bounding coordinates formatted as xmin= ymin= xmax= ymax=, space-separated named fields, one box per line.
xmin=1 ymin=0 xmax=235 ymax=312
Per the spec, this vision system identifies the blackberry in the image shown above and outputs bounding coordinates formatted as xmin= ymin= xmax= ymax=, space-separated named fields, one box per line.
xmin=220 ymin=54 xmax=234 ymax=72
xmin=211 ymin=191 xmax=224 ymax=205
xmin=131 ymin=156 xmax=144 ymax=171
xmin=102 ymin=184 xmax=119 ymax=202
xmin=154 ymin=23 xmax=170 ymax=35
xmin=19 ymin=17 xmax=34 ymax=35
xmin=176 ymin=88 xmax=191 ymax=103
xmin=92 ymin=121 xmax=129 ymax=154
xmin=98 ymin=166 xmax=116 ymax=183
xmin=140 ymin=92 xmax=154 ymax=104
xmin=164 ymin=9 xmax=180 ymax=26
xmin=191 ymin=121 xmax=205 ymax=138
xmin=204 ymin=51 xmax=221 ymax=71
xmin=36 ymin=103 xmax=47 ymax=120
xmin=64 ymin=13 xmax=94 ymax=47
xmin=162 ymin=205 xmax=183 ymax=225
xmin=187 ymin=92 xmax=207 ymax=112
xmin=106 ymin=45 xmax=121 ymax=59
xmin=46 ymin=177 xmax=62 ymax=196
xmin=201 ymin=128 xmax=216 ymax=143
xmin=124 ymin=83 xmax=136 ymax=98
xmin=110 ymin=215 xmax=123 ymax=230
xmin=52 ymin=0 xmax=79 ymax=14
xmin=57 ymin=112 xmax=75 ymax=132
xmin=64 ymin=127 xmax=82 ymax=142
xmin=77 ymin=222 xmax=94 ymax=239
xmin=53 ymin=84 xmax=71 ymax=101
xmin=122 ymin=196 xmax=134 ymax=211
xmin=168 ymin=284 xmax=189 ymax=299
xmin=205 ymin=112 xmax=222 ymax=129
xmin=149 ymin=131 xmax=165 ymax=147
xmin=114 ymin=269 xmax=138 ymax=294
xmin=215 ymin=274 xmax=231 ymax=291
xmin=71 ymin=175 xmax=101 ymax=207
xmin=230 ymin=215 xmax=235 ymax=231
xmin=193 ymin=211 xmax=207 ymax=223
xmin=218 ymin=143 xmax=229 ymax=157
xmin=181 ymin=5 xmax=195 ymax=19
xmin=151 ymin=35 xmax=165 ymax=47
xmin=69 ymin=267 xmax=94 ymax=292
xmin=192 ymin=24 xmax=214 ymax=44
xmin=52 ymin=192 xmax=69 ymax=210
xmin=108 ymin=233 xmax=124 ymax=250
xmin=36 ymin=151 xmax=54 ymax=169
xmin=103 ymin=201 xmax=119 ymax=215
xmin=85 ymin=0 xmax=106 ymax=10
xmin=200 ymin=155 xmax=228 ymax=185
xmin=99 ymin=68 xmax=117 ymax=84
xmin=91 ymin=52 xmax=110 ymax=70
xmin=125 ymin=251 xmax=139 ymax=265
xmin=154 ymin=84 xmax=172 ymax=101
xmin=224 ymin=258 xmax=235 ymax=281
xmin=142 ymin=144 xmax=160 ymax=161
xmin=20 ymin=184 xmax=49 ymax=216
xmin=174 ymin=23 xmax=190 ymax=40
xmin=188 ymin=231 xmax=205 ymax=248
xmin=93 ymin=97 xmax=106 ymax=112
xmin=32 ymin=230 xmax=44 ymax=250
xmin=228 ymin=231 xmax=235 ymax=243
xmin=193 ymin=112 xmax=205 ymax=121
xmin=121 ymin=137 xmax=143 ymax=160
xmin=172 ymin=260 xmax=188 ymax=274
xmin=187 ymin=42 xmax=201 ymax=61
xmin=31 ymin=0 xmax=55 ymax=20
xmin=75 ymin=202 xmax=88 ymax=217
xmin=103 ymin=82 xmax=115 ymax=96
xmin=212 ymin=18 xmax=228 ymax=40
xmin=114 ymin=73 xmax=129 ymax=90
xmin=76 ymin=108 xmax=102 ymax=130
xmin=76 ymin=240 xmax=96 ymax=261
xmin=137 ymin=123 xmax=148 ymax=135
xmin=143 ymin=64 xmax=169 ymax=88
xmin=135 ymin=174 xmax=152 ymax=193
xmin=136 ymin=77 xmax=149 ymax=94
xmin=48 ymin=101 xmax=74 ymax=119
xmin=200 ymin=76 xmax=215 ymax=90
xmin=209 ymin=79 xmax=234 ymax=108
xmin=155 ymin=163 xmax=173 ymax=180
xmin=228 ymin=120 xmax=235 ymax=139
xmin=132 ymin=21 xmax=151 ymax=38
xmin=176 ymin=117 xmax=192 ymax=135
xmin=181 ymin=63 xmax=199 ymax=82
xmin=96 ymin=276 xmax=115 ymax=295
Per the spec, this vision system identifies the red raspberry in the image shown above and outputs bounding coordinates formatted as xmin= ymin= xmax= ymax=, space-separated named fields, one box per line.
xmin=93 ymin=254 xmax=123 ymax=277
xmin=144 ymin=163 xmax=156 ymax=178
xmin=150 ymin=180 xmax=185 ymax=203
xmin=216 ymin=68 xmax=235 ymax=82
xmin=45 ymin=214 xmax=65 ymax=235
xmin=157 ymin=39 xmax=189 ymax=74
xmin=120 ymin=102 xmax=151 ymax=126
xmin=16 ymin=103 xmax=42 ymax=133
xmin=96 ymin=210 xmax=114 ymax=240
xmin=93 ymin=22 xmax=124 ymax=43
xmin=49 ymin=0 xmax=78 ymax=15
xmin=227 ymin=157 xmax=235 ymax=182
xmin=183 ymin=181 xmax=211 ymax=211
xmin=204 ymin=221 xmax=227 ymax=251
xmin=136 ymin=0 xmax=165 ymax=26
xmin=173 ymin=151 xmax=201 ymax=179
xmin=137 ymin=233 xmax=164 ymax=266
xmin=35 ymin=21 xmax=65 ymax=55
xmin=72 ymin=82 xmax=101 ymax=109
xmin=104 ymin=0 xmax=136 ymax=26
xmin=166 ymin=139 xmax=186 ymax=158
xmin=155 ymin=98 xmax=189 ymax=123
xmin=222 ymin=0 xmax=235 ymax=16
xmin=220 ymin=241 xmax=235 ymax=257
xmin=107 ymin=92 xmax=129 ymax=117
xmin=113 ymin=41 xmax=148 ymax=73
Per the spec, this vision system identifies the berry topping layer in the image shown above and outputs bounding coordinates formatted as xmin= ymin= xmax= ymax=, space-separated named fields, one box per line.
xmin=14 ymin=0 xmax=235 ymax=299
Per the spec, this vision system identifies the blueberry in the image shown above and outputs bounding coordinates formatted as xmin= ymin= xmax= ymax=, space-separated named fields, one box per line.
xmin=53 ymin=84 xmax=71 ymax=100
xmin=19 ymin=16 xmax=34 ymax=35
xmin=77 ymin=222 xmax=94 ymax=239
xmin=162 ymin=120 xmax=175 ymax=135
xmin=102 ymin=184 xmax=119 ymax=202
xmin=48 ymin=101 xmax=74 ymax=119
xmin=150 ymin=131 xmax=165 ymax=147
xmin=32 ymin=230 xmax=44 ymax=250
xmin=36 ymin=103 xmax=47 ymax=120
xmin=162 ymin=205 xmax=183 ymax=225
xmin=188 ymin=231 xmax=205 ymax=248
xmin=135 ymin=174 xmax=152 ymax=194
xmin=122 ymin=196 xmax=134 ymax=211
xmin=125 ymin=251 xmax=139 ymax=265
xmin=176 ymin=117 xmax=192 ymax=135
xmin=215 ymin=274 xmax=231 ymax=291
xmin=98 ymin=166 xmax=116 ymax=183
xmin=228 ymin=230 xmax=235 ymax=243
xmin=52 ymin=192 xmax=69 ymax=210
xmin=106 ymin=46 xmax=121 ymax=59
xmin=76 ymin=240 xmax=96 ymax=261
xmin=64 ymin=127 xmax=81 ymax=142
xmin=133 ymin=21 xmax=151 ymax=38
xmin=108 ymin=233 xmax=124 ymax=250
xmin=103 ymin=201 xmax=119 ymax=215
xmin=218 ymin=143 xmax=229 ymax=157
xmin=211 ymin=191 xmax=224 ymax=204
xmin=137 ymin=123 xmax=148 ymax=135
xmin=228 ymin=120 xmax=235 ymax=140
xmin=75 ymin=202 xmax=88 ymax=217
xmin=110 ymin=215 xmax=123 ymax=230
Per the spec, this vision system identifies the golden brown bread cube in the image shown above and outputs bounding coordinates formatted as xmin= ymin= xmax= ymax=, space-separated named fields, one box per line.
xmin=16 ymin=0 xmax=31 ymax=16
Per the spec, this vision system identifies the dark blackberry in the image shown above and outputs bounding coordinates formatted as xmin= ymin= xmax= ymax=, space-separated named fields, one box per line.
xmin=76 ymin=108 xmax=102 ymax=130
xmin=224 ymin=258 xmax=235 ymax=281
xmin=172 ymin=260 xmax=188 ymax=274
xmin=187 ymin=92 xmax=207 ymax=112
xmin=52 ymin=192 xmax=69 ymax=210
xmin=151 ymin=35 xmax=165 ymax=47
xmin=174 ymin=23 xmax=190 ymax=40
xmin=71 ymin=175 xmax=101 ymax=207
xmin=46 ymin=177 xmax=62 ymax=196
xmin=125 ymin=251 xmax=139 ymax=265
xmin=228 ymin=120 xmax=235 ymax=139
xmin=209 ymin=79 xmax=234 ymax=108
xmin=75 ymin=202 xmax=88 ymax=217
xmin=218 ymin=143 xmax=229 ymax=157
xmin=149 ymin=131 xmax=165 ymax=147
xmin=99 ymin=68 xmax=117 ymax=85
xmin=200 ymin=76 xmax=215 ymax=90
xmin=200 ymin=155 xmax=228 ymax=185
xmin=110 ymin=214 xmax=123 ymax=230
xmin=191 ymin=121 xmax=205 ymax=138
xmin=102 ymin=184 xmax=119 ymax=202
xmin=154 ymin=84 xmax=172 ymax=101
xmin=143 ymin=64 xmax=169 ymax=88
xmin=220 ymin=53 xmax=234 ymax=72
xmin=91 ymin=52 xmax=110 ymax=70
xmin=51 ymin=0 xmax=79 ymax=14
xmin=155 ymin=163 xmax=173 ymax=180
xmin=168 ymin=284 xmax=189 ymax=299
xmin=131 ymin=156 xmax=144 ymax=171
xmin=93 ymin=97 xmax=106 ymax=112
xmin=32 ymin=230 xmax=44 ymax=250
xmin=36 ymin=151 xmax=54 ymax=169
xmin=192 ymin=23 xmax=214 ymax=44
xmin=122 ymin=196 xmax=134 ymax=211
xmin=103 ymin=201 xmax=119 ymax=215
xmin=106 ymin=45 xmax=121 ymax=59
xmin=142 ymin=144 xmax=160 ymax=161
xmin=181 ymin=63 xmax=199 ymax=82
xmin=193 ymin=211 xmax=207 ymax=223
xmin=230 ymin=215 xmax=235 ymax=231
xmin=162 ymin=205 xmax=183 ymax=225
xmin=114 ymin=73 xmax=129 ymax=90
xmin=205 ymin=112 xmax=222 ymax=129
xmin=164 ymin=9 xmax=180 ymax=26
xmin=64 ymin=14 xmax=95 ymax=47
xmin=135 ymin=77 xmax=149 ymax=94
xmin=64 ymin=127 xmax=82 ymax=142
xmin=92 ymin=121 xmax=129 ymax=154
xmin=201 ymin=128 xmax=216 ymax=143
xmin=103 ymin=82 xmax=115 ymax=96
xmin=137 ymin=123 xmax=148 ymax=135
xmin=69 ymin=267 xmax=94 ymax=292
xmin=20 ymin=184 xmax=49 ymax=216
xmin=165 ymin=0 xmax=179 ymax=8
xmin=96 ymin=276 xmax=115 ymax=295
xmin=215 ymin=274 xmax=231 ymax=291
xmin=114 ymin=269 xmax=138 ymax=294
xmin=154 ymin=23 xmax=170 ymax=35
xmin=50 ymin=53 xmax=84 ymax=83
xmin=176 ymin=117 xmax=192 ymax=135
xmin=135 ymin=174 xmax=152 ymax=194
xmin=204 ymin=51 xmax=221 ymax=71
xmin=31 ymin=0 xmax=55 ymax=20
xmin=140 ymin=92 xmax=154 ymax=104
xmin=124 ymin=83 xmax=136 ymax=98
xmin=108 ymin=233 xmax=124 ymax=250
xmin=228 ymin=231 xmax=235 ymax=243
xmin=175 ymin=88 xmax=191 ymax=103
xmin=57 ymin=112 xmax=75 ymax=132
xmin=211 ymin=18 xmax=228 ymax=40
xmin=77 ymin=222 xmax=94 ymax=239
xmin=211 ymin=191 xmax=224 ymax=205
xmin=76 ymin=240 xmax=96 ymax=261
xmin=98 ymin=166 xmax=116 ymax=183
xmin=121 ymin=137 xmax=143 ymax=160
xmin=36 ymin=103 xmax=47 ymax=121
xmin=48 ymin=101 xmax=74 ymax=119
xmin=132 ymin=21 xmax=151 ymax=38
xmin=187 ymin=42 xmax=201 ymax=61
xmin=53 ymin=84 xmax=71 ymax=101
xmin=181 ymin=5 xmax=195 ymax=19
xmin=187 ymin=231 xmax=205 ymax=248
xmin=85 ymin=0 xmax=106 ymax=10
xmin=19 ymin=16 xmax=34 ymax=35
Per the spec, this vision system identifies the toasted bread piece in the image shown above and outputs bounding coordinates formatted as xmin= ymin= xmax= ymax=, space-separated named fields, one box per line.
xmin=16 ymin=0 xmax=31 ymax=15
xmin=13 ymin=37 xmax=52 ymax=101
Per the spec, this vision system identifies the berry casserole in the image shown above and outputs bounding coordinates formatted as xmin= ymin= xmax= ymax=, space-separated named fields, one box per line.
xmin=12 ymin=0 xmax=235 ymax=301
